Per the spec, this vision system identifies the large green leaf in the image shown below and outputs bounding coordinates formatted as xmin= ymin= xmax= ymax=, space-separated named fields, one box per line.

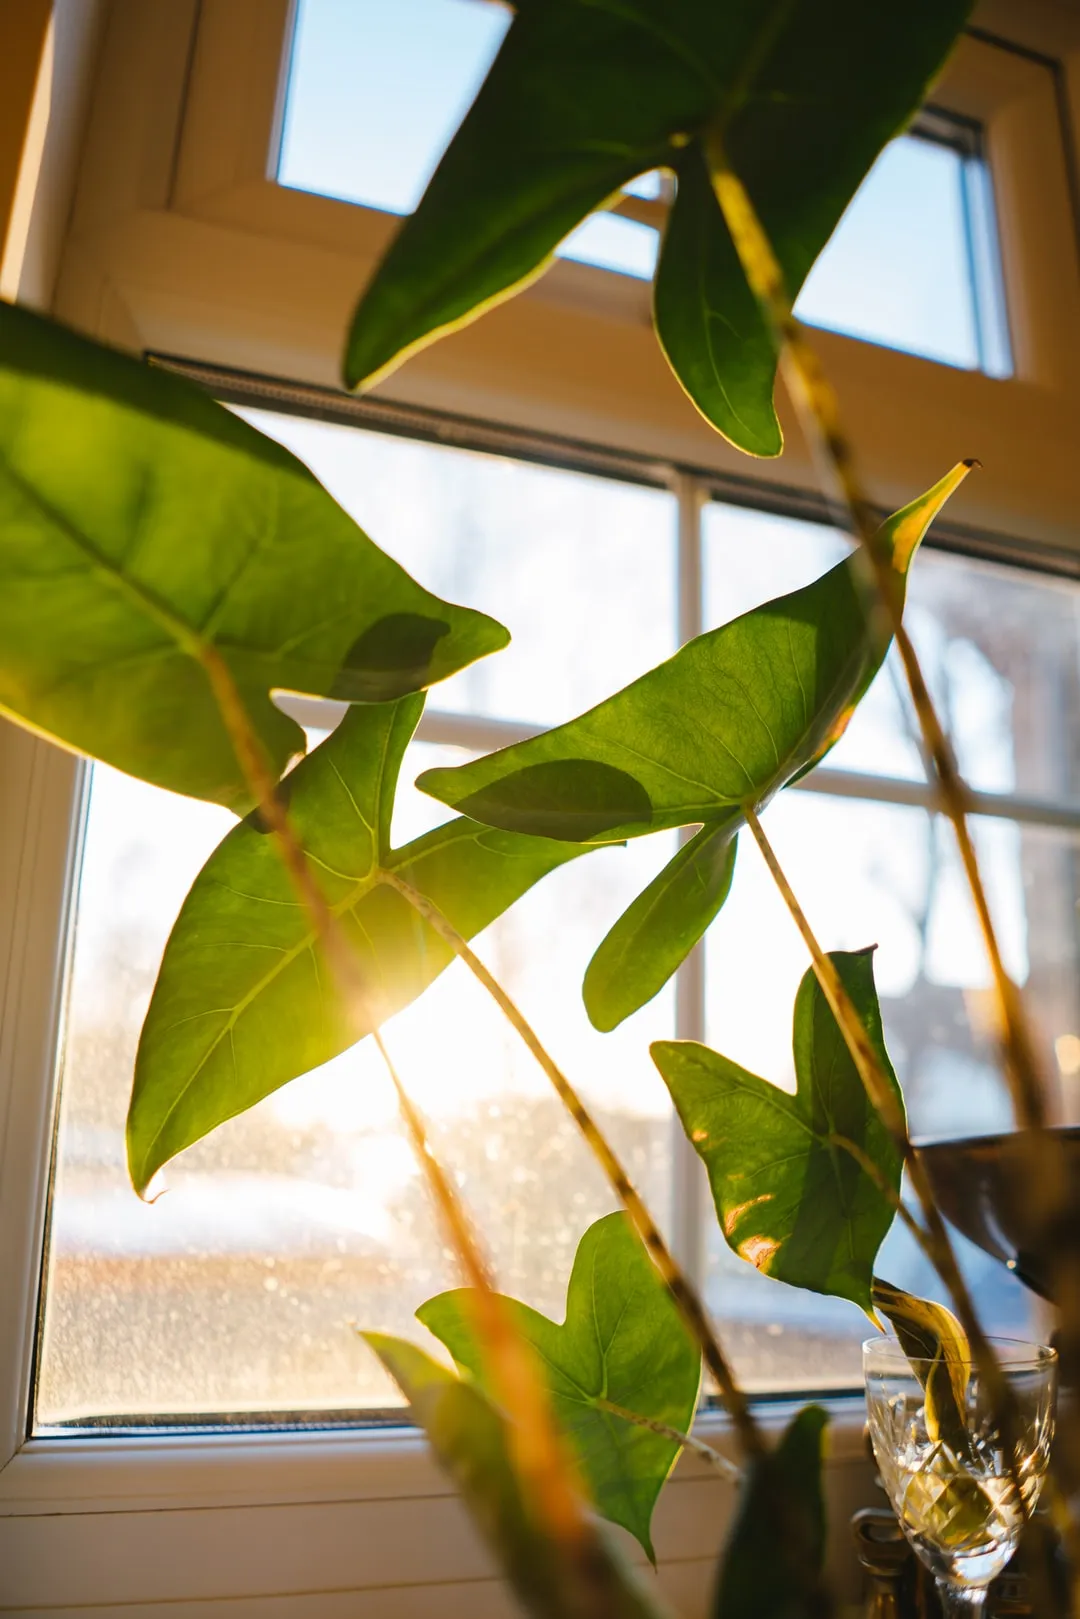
xmin=418 ymin=1212 xmax=701 ymax=1562
xmin=712 ymin=1405 xmax=829 ymax=1619
xmin=363 ymin=1333 xmax=673 ymax=1619
xmin=343 ymin=2 xmax=971 ymax=454
xmin=0 ymin=301 xmax=507 ymax=810
xmin=652 ymin=950 xmax=903 ymax=1316
xmin=419 ymin=470 xmax=967 ymax=1027
xmin=127 ymin=696 xmax=590 ymax=1193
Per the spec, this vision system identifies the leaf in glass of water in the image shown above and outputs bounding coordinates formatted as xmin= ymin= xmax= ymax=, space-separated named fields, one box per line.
xmin=364 ymin=1332 xmax=674 ymax=1619
xmin=127 ymin=696 xmax=591 ymax=1193
xmin=871 ymin=1278 xmax=971 ymax=1450
xmin=653 ymin=950 xmax=904 ymax=1316
xmin=418 ymin=1211 xmax=701 ymax=1561
xmin=418 ymin=468 xmax=970 ymax=1029
xmin=0 ymin=302 xmax=507 ymax=810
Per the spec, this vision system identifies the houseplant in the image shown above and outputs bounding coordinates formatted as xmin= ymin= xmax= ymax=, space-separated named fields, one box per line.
xmin=1 ymin=2 xmax=1071 ymax=1614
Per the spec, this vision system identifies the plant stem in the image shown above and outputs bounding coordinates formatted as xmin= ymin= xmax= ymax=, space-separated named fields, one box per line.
xmin=372 ymin=1028 xmax=602 ymax=1579
xmin=827 ymin=1134 xmax=929 ymax=1252
xmin=704 ymin=144 xmax=1047 ymax=1137
xmin=706 ymin=150 xmax=1080 ymax=1588
xmin=595 ymin=1399 xmax=740 ymax=1481
xmin=197 ymin=654 xmax=613 ymax=1611
xmin=378 ymin=865 xmax=766 ymax=1463
xmin=740 ymin=807 xmax=1022 ymax=1428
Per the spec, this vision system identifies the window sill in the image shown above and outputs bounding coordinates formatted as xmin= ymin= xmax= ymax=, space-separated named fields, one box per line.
xmin=0 ymin=1398 xmax=874 ymax=1614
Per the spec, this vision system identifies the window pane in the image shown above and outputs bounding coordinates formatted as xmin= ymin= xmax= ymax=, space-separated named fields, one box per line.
xmin=795 ymin=133 xmax=1011 ymax=376
xmin=703 ymin=791 xmax=1078 ymax=1391
xmin=238 ymin=409 xmax=678 ymax=728
xmin=704 ymin=501 xmax=1080 ymax=802
xmin=279 ymin=0 xmax=509 ymax=217
xmin=278 ymin=0 xmax=657 ymax=279
xmin=36 ymin=742 xmax=676 ymax=1424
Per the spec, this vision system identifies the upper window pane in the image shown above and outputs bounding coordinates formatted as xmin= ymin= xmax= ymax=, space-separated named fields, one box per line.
xmin=279 ymin=5 xmax=1010 ymax=365
xmin=278 ymin=0 xmax=657 ymax=280
xmin=795 ymin=130 xmax=1012 ymax=376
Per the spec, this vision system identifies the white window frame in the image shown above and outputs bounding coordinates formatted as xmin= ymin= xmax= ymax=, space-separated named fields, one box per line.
xmin=1 ymin=0 xmax=1079 ymax=1611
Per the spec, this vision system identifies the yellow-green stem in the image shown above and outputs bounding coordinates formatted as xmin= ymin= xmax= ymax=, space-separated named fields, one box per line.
xmin=377 ymin=865 xmax=766 ymax=1463
xmin=741 ymin=807 xmax=1023 ymax=1435
xmin=596 ymin=1399 xmax=740 ymax=1481
xmin=198 ymin=649 xmax=606 ymax=1609
xmin=705 ymin=146 xmax=1047 ymax=1139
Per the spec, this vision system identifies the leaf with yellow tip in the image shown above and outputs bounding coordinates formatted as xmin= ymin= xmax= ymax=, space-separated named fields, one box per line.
xmin=418 ymin=470 xmax=970 ymax=1030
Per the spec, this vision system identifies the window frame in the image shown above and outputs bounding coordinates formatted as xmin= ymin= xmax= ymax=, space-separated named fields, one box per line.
xmin=2 ymin=0 xmax=1080 ymax=1609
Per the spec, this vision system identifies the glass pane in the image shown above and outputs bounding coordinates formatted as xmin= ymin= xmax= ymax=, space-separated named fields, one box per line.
xmin=238 ymin=409 xmax=678 ymax=728
xmin=795 ymin=133 xmax=1011 ymax=375
xmin=37 ymin=740 xmax=676 ymax=1424
xmin=704 ymin=501 xmax=1080 ymax=801
xmin=279 ymin=0 xmax=656 ymax=279
xmin=278 ymin=0 xmax=510 ymax=217
xmin=702 ymin=791 xmax=1080 ymax=1392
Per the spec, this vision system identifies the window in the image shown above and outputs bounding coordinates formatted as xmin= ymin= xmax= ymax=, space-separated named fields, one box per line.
xmin=4 ymin=1 xmax=1080 ymax=1608
xmin=37 ymin=387 xmax=1080 ymax=1425
xmin=279 ymin=0 xmax=1012 ymax=372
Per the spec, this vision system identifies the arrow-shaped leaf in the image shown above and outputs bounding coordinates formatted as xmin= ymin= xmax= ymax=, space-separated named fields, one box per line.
xmin=0 ymin=301 xmax=507 ymax=811
xmin=713 ymin=1404 xmax=829 ymax=1619
xmin=363 ymin=1333 xmax=673 ymax=1619
xmin=127 ymin=696 xmax=590 ymax=1193
xmin=418 ymin=468 xmax=968 ymax=1025
xmin=652 ymin=950 xmax=904 ymax=1316
xmin=418 ymin=1212 xmax=701 ymax=1562
xmin=343 ymin=1 xmax=971 ymax=455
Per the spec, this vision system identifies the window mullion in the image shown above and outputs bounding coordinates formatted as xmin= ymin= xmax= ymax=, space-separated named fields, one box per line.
xmin=670 ymin=473 xmax=710 ymax=1289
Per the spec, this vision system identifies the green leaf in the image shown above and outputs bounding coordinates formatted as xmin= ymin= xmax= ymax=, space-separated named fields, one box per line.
xmin=364 ymin=1333 xmax=673 ymax=1619
xmin=652 ymin=950 xmax=904 ymax=1316
xmin=127 ymin=697 xmax=590 ymax=1193
xmin=343 ymin=1 xmax=972 ymax=455
xmin=654 ymin=143 xmax=782 ymax=457
xmin=0 ymin=301 xmax=507 ymax=810
xmin=418 ymin=1212 xmax=701 ymax=1562
xmin=871 ymin=1279 xmax=971 ymax=1452
xmin=713 ymin=1405 xmax=829 ymax=1619
xmin=419 ymin=470 xmax=968 ymax=1024
xmin=584 ymin=819 xmax=738 ymax=1032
